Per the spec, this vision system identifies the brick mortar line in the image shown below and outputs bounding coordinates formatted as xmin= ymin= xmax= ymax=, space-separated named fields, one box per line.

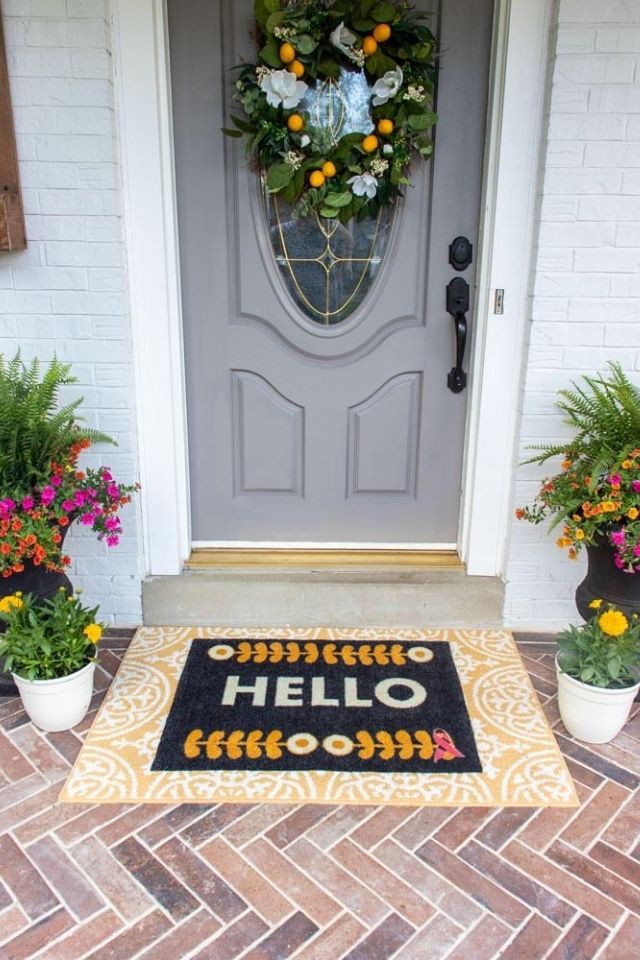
xmin=591 ymin=909 xmax=634 ymax=960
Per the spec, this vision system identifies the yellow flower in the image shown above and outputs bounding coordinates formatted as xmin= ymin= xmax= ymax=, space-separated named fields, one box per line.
xmin=589 ymin=599 xmax=603 ymax=609
xmin=575 ymin=528 xmax=585 ymax=540
xmin=628 ymin=507 xmax=639 ymax=520
xmin=598 ymin=610 xmax=629 ymax=637
xmin=622 ymin=460 xmax=633 ymax=470
xmin=83 ymin=623 xmax=102 ymax=644
xmin=0 ymin=595 xmax=23 ymax=614
xmin=602 ymin=500 xmax=617 ymax=512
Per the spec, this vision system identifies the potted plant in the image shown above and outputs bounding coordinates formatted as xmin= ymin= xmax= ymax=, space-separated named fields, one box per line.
xmin=555 ymin=600 xmax=640 ymax=743
xmin=0 ymin=353 xmax=139 ymax=694
xmin=516 ymin=363 xmax=640 ymax=618
xmin=0 ymin=588 xmax=103 ymax=731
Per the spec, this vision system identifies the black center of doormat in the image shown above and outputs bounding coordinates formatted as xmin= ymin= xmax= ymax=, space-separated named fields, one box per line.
xmin=152 ymin=639 xmax=482 ymax=774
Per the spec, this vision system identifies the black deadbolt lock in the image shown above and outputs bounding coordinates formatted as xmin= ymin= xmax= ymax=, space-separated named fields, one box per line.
xmin=449 ymin=236 xmax=473 ymax=272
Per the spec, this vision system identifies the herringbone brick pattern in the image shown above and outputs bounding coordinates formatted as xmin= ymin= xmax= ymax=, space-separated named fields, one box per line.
xmin=0 ymin=637 xmax=639 ymax=959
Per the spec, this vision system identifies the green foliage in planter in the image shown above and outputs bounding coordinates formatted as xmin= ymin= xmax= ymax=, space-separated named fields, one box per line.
xmin=557 ymin=602 xmax=640 ymax=689
xmin=0 ymin=353 xmax=113 ymax=498
xmin=525 ymin=361 xmax=640 ymax=481
xmin=0 ymin=589 xmax=102 ymax=681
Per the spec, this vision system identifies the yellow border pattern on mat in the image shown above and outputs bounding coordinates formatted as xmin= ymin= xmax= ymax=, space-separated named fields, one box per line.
xmin=59 ymin=628 xmax=579 ymax=808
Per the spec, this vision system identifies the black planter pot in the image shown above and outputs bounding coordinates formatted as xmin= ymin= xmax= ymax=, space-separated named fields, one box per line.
xmin=0 ymin=564 xmax=73 ymax=696
xmin=575 ymin=535 xmax=640 ymax=622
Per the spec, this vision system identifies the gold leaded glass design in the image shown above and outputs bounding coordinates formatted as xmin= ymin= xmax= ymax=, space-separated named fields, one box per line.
xmin=264 ymin=70 xmax=395 ymax=326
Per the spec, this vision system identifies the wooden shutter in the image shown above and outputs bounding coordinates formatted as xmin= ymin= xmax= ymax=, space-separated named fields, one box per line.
xmin=0 ymin=9 xmax=26 ymax=251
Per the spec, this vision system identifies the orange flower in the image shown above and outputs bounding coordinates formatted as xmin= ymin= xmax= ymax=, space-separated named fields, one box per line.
xmin=628 ymin=507 xmax=639 ymax=520
xmin=561 ymin=459 xmax=572 ymax=470
xmin=568 ymin=548 xmax=577 ymax=559
xmin=622 ymin=460 xmax=633 ymax=470
xmin=515 ymin=508 xmax=525 ymax=519
xmin=602 ymin=501 xmax=616 ymax=513
xmin=0 ymin=544 xmax=10 ymax=556
xmin=24 ymin=533 xmax=36 ymax=546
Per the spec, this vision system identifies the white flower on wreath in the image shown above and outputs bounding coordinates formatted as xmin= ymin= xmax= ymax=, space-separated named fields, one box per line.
xmin=329 ymin=21 xmax=359 ymax=62
xmin=260 ymin=68 xmax=308 ymax=109
xmin=372 ymin=65 xmax=404 ymax=106
xmin=348 ymin=172 xmax=378 ymax=199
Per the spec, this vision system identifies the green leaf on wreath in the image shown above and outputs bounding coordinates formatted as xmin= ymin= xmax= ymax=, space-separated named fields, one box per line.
xmin=317 ymin=58 xmax=341 ymax=79
xmin=371 ymin=1 xmax=397 ymax=23
xmin=266 ymin=162 xmax=296 ymax=192
xmin=352 ymin=18 xmax=376 ymax=31
xmin=319 ymin=206 xmax=339 ymax=218
xmin=260 ymin=40 xmax=282 ymax=68
xmin=221 ymin=128 xmax=244 ymax=138
xmin=408 ymin=112 xmax=436 ymax=131
xmin=325 ymin=191 xmax=353 ymax=208
xmin=266 ymin=11 xmax=285 ymax=33
xmin=296 ymin=34 xmax=318 ymax=55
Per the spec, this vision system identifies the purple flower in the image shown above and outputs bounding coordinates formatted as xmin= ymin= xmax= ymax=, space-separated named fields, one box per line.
xmin=81 ymin=513 xmax=95 ymax=526
xmin=106 ymin=534 xmax=120 ymax=547
xmin=632 ymin=481 xmax=640 ymax=493
xmin=40 ymin=486 xmax=56 ymax=506
xmin=21 ymin=496 xmax=35 ymax=511
xmin=1 ymin=498 xmax=17 ymax=514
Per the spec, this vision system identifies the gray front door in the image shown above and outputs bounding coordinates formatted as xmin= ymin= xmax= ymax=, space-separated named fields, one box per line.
xmin=168 ymin=1 xmax=493 ymax=544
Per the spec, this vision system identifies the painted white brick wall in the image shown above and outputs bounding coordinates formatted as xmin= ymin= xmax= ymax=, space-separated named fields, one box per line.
xmin=0 ymin=0 xmax=142 ymax=625
xmin=504 ymin=0 xmax=640 ymax=630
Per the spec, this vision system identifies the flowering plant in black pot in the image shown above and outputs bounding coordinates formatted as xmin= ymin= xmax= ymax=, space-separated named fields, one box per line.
xmin=516 ymin=363 xmax=640 ymax=618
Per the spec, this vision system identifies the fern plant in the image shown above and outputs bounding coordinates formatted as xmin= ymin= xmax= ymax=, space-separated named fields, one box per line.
xmin=0 ymin=353 xmax=114 ymax=498
xmin=524 ymin=362 xmax=640 ymax=480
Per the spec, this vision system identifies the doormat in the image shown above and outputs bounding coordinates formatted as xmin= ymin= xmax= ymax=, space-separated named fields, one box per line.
xmin=59 ymin=628 xmax=579 ymax=808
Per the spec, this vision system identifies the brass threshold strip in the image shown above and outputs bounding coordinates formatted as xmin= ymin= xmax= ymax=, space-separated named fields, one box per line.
xmin=186 ymin=548 xmax=463 ymax=569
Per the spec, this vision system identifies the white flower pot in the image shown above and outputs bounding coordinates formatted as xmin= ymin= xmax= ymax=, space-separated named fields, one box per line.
xmin=556 ymin=656 xmax=640 ymax=744
xmin=12 ymin=661 xmax=96 ymax=732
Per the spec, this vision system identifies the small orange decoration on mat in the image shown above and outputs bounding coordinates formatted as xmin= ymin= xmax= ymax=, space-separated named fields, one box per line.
xmin=287 ymin=113 xmax=304 ymax=132
xmin=377 ymin=119 xmax=394 ymax=136
xmin=322 ymin=161 xmax=337 ymax=178
xmin=288 ymin=59 xmax=305 ymax=78
xmin=362 ymin=134 xmax=379 ymax=153
xmin=373 ymin=23 xmax=392 ymax=42
xmin=309 ymin=170 xmax=325 ymax=188
xmin=279 ymin=42 xmax=295 ymax=63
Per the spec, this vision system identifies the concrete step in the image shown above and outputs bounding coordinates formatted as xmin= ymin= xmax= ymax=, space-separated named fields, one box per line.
xmin=142 ymin=568 xmax=505 ymax=628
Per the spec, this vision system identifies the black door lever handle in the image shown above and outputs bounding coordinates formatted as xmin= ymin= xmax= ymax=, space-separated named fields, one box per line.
xmin=446 ymin=277 xmax=469 ymax=394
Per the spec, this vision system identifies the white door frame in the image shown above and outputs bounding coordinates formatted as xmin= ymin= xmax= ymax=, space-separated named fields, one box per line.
xmin=111 ymin=0 xmax=553 ymax=578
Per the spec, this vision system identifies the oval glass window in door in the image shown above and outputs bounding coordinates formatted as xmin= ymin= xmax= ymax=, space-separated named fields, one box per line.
xmin=264 ymin=69 xmax=395 ymax=327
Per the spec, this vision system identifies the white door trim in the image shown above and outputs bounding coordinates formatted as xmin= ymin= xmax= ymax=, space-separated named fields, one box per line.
xmin=112 ymin=0 xmax=552 ymax=578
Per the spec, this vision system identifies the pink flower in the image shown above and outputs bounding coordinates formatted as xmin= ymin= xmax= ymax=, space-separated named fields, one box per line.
xmin=106 ymin=483 xmax=120 ymax=500
xmin=610 ymin=530 xmax=626 ymax=546
xmin=632 ymin=481 xmax=640 ymax=493
xmin=610 ymin=474 xmax=622 ymax=486
xmin=0 ymin=498 xmax=16 ymax=513
xmin=81 ymin=513 xmax=95 ymax=526
xmin=614 ymin=555 xmax=625 ymax=569
xmin=105 ymin=516 xmax=120 ymax=532
xmin=21 ymin=496 xmax=35 ymax=511
xmin=101 ymin=469 xmax=113 ymax=482
xmin=40 ymin=486 xmax=56 ymax=506
xmin=61 ymin=499 xmax=75 ymax=512
xmin=634 ymin=544 xmax=640 ymax=557
xmin=106 ymin=534 xmax=120 ymax=547
xmin=50 ymin=475 xmax=62 ymax=488
xmin=74 ymin=491 xmax=87 ymax=508
xmin=86 ymin=488 xmax=97 ymax=499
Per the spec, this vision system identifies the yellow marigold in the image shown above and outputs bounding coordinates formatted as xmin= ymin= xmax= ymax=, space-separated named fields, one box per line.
xmin=556 ymin=537 xmax=572 ymax=548
xmin=622 ymin=460 xmax=633 ymax=470
xmin=628 ymin=507 xmax=639 ymax=520
xmin=602 ymin=501 xmax=617 ymax=512
xmin=599 ymin=609 xmax=629 ymax=638
xmin=83 ymin=623 xmax=102 ymax=644
xmin=589 ymin=598 xmax=603 ymax=609
xmin=0 ymin=595 xmax=23 ymax=614
xmin=575 ymin=528 xmax=585 ymax=540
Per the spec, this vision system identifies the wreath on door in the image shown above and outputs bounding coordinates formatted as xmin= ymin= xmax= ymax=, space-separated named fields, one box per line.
xmin=225 ymin=0 xmax=438 ymax=224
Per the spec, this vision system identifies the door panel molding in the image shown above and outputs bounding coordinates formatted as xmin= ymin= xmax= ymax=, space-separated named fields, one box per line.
xmin=114 ymin=0 xmax=554 ymax=577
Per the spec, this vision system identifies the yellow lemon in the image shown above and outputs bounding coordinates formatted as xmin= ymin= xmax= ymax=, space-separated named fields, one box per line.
xmin=362 ymin=36 xmax=378 ymax=56
xmin=288 ymin=59 xmax=305 ymax=78
xmin=279 ymin=42 xmax=296 ymax=64
xmin=362 ymin=134 xmax=379 ymax=153
xmin=373 ymin=23 xmax=392 ymax=43
xmin=377 ymin=118 xmax=394 ymax=136
xmin=287 ymin=113 xmax=304 ymax=132
xmin=309 ymin=170 xmax=326 ymax=188
xmin=322 ymin=161 xmax=337 ymax=178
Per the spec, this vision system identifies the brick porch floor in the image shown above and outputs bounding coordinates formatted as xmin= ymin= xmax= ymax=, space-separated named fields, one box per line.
xmin=0 ymin=636 xmax=639 ymax=960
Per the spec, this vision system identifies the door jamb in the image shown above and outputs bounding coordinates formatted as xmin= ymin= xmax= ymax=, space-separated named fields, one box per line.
xmin=111 ymin=0 xmax=553 ymax=578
